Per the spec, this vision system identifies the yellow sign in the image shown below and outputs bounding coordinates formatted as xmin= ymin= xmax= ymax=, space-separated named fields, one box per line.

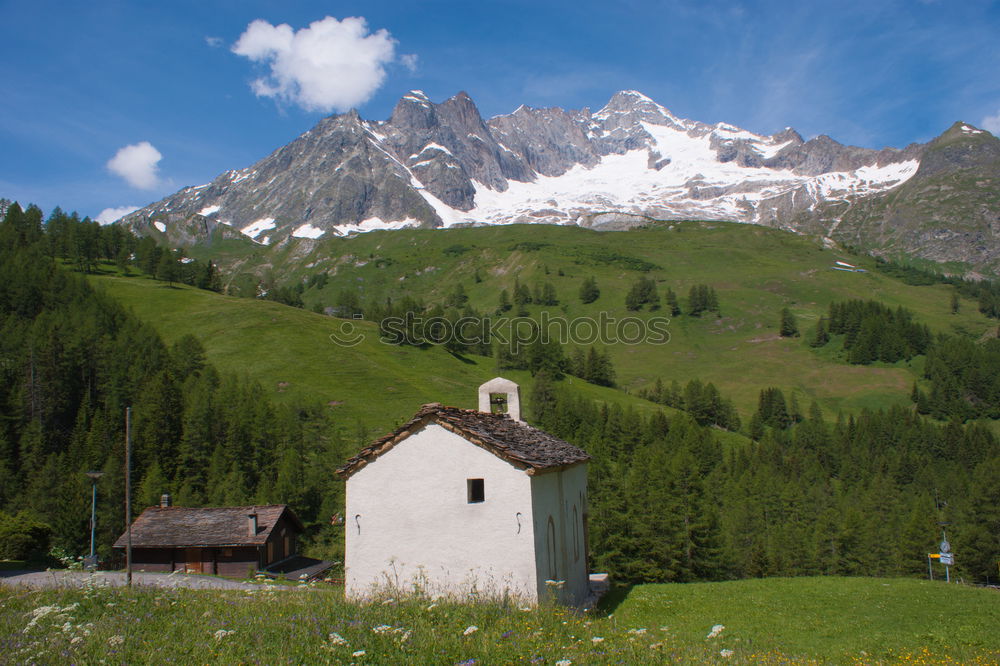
xmin=928 ymin=553 xmax=940 ymax=559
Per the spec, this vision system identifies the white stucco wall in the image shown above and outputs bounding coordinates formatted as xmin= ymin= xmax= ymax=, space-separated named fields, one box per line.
xmin=345 ymin=423 xmax=540 ymax=602
xmin=530 ymin=463 xmax=589 ymax=605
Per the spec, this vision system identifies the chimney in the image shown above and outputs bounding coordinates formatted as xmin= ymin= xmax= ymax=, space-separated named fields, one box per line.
xmin=248 ymin=510 xmax=258 ymax=537
xmin=160 ymin=494 xmax=171 ymax=508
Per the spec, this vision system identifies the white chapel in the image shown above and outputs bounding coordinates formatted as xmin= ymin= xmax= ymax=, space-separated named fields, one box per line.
xmin=337 ymin=378 xmax=591 ymax=605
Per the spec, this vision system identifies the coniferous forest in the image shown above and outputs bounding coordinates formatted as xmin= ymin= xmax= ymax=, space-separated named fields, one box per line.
xmin=1 ymin=203 xmax=999 ymax=587
xmin=0 ymin=204 xmax=349 ymax=563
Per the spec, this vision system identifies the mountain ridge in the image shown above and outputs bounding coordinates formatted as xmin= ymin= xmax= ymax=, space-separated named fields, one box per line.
xmin=119 ymin=89 xmax=1000 ymax=272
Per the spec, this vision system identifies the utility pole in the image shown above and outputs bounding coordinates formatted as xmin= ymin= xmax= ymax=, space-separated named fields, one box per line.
xmin=125 ymin=407 xmax=133 ymax=587
xmin=85 ymin=471 xmax=104 ymax=569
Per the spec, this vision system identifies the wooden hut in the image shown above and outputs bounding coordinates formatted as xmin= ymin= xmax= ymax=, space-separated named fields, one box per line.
xmin=113 ymin=502 xmax=303 ymax=577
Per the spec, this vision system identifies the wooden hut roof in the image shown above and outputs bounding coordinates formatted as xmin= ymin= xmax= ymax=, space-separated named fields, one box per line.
xmin=337 ymin=403 xmax=590 ymax=479
xmin=112 ymin=504 xmax=302 ymax=549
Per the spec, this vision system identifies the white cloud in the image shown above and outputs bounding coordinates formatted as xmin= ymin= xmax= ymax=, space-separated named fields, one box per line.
xmin=96 ymin=205 xmax=140 ymax=225
xmin=231 ymin=16 xmax=397 ymax=112
xmin=400 ymin=53 xmax=418 ymax=72
xmin=205 ymin=36 xmax=224 ymax=48
xmin=107 ymin=142 xmax=162 ymax=189
xmin=982 ymin=109 xmax=1000 ymax=136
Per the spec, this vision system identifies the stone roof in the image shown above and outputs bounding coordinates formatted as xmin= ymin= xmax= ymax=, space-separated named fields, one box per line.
xmin=112 ymin=505 xmax=302 ymax=549
xmin=337 ymin=403 xmax=590 ymax=479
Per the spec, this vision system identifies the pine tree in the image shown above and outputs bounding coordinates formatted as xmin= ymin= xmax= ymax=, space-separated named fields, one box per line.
xmin=156 ymin=252 xmax=178 ymax=285
xmin=665 ymin=288 xmax=681 ymax=316
xmin=444 ymin=282 xmax=468 ymax=308
xmin=530 ymin=371 xmax=558 ymax=428
xmin=579 ymin=276 xmax=600 ymax=304
xmin=810 ymin=316 xmax=830 ymax=347
xmin=779 ymin=308 xmax=799 ymax=337
xmin=497 ymin=289 xmax=512 ymax=313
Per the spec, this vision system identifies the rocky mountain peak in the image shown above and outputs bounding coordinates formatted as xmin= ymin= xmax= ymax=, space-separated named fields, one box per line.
xmin=389 ymin=90 xmax=437 ymax=129
xmin=916 ymin=120 xmax=1000 ymax=178
xmin=772 ymin=127 xmax=804 ymax=144
xmin=121 ymin=89 xmax=1000 ymax=271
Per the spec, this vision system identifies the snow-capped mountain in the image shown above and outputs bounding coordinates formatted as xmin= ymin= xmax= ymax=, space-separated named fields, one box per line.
xmin=120 ymin=89 xmax=998 ymax=266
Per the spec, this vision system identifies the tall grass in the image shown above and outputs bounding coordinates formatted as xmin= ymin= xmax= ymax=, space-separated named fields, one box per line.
xmin=1 ymin=576 xmax=997 ymax=664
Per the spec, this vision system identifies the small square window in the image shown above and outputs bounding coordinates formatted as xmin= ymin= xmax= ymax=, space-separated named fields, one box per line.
xmin=467 ymin=478 xmax=485 ymax=503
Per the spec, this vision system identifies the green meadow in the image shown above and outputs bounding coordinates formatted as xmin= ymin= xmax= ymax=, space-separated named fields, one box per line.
xmin=88 ymin=270 xmax=680 ymax=439
xmin=2 ymin=577 xmax=997 ymax=664
xmin=96 ymin=221 xmax=997 ymax=433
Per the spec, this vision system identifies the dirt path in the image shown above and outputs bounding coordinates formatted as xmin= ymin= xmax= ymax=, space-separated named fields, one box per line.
xmin=0 ymin=569 xmax=273 ymax=591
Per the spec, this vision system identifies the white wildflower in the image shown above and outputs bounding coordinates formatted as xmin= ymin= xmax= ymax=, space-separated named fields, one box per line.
xmin=591 ymin=636 xmax=605 ymax=644
xmin=24 ymin=605 xmax=60 ymax=632
xmin=463 ymin=625 xmax=479 ymax=636
xmin=352 ymin=650 xmax=366 ymax=657
xmin=328 ymin=632 xmax=348 ymax=645
xmin=108 ymin=635 xmax=125 ymax=647
xmin=721 ymin=648 xmax=734 ymax=658
xmin=70 ymin=636 xmax=83 ymax=645
xmin=627 ymin=627 xmax=647 ymax=635
xmin=706 ymin=624 xmax=724 ymax=639
xmin=372 ymin=624 xmax=392 ymax=634
xmin=213 ymin=629 xmax=235 ymax=641
xmin=556 ymin=660 xmax=573 ymax=666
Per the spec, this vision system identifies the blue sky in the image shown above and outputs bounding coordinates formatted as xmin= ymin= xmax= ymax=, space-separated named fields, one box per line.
xmin=2 ymin=0 xmax=999 ymax=222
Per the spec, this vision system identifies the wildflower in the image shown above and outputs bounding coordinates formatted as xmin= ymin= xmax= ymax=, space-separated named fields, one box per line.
xmin=108 ymin=635 xmax=125 ymax=647
xmin=24 ymin=605 xmax=60 ymax=632
xmin=706 ymin=624 xmax=725 ymax=639
xmin=556 ymin=660 xmax=573 ymax=666
xmin=328 ymin=632 xmax=348 ymax=646
xmin=650 ymin=642 xmax=663 ymax=649
xmin=627 ymin=628 xmax=648 ymax=635
xmin=213 ymin=629 xmax=235 ymax=641
xmin=545 ymin=579 xmax=566 ymax=589
xmin=463 ymin=625 xmax=479 ymax=636
xmin=591 ymin=636 xmax=605 ymax=644
xmin=372 ymin=624 xmax=393 ymax=634
xmin=352 ymin=650 xmax=366 ymax=657
xmin=720 ymin=648 xmax=734 ymax=658
xmin=381 ymin=597 xmax=396 ymax=605
xmin=456 ymin=660 xmax=477 ymax=666
xmin=70 ymin=636 xmax=83 ymax=645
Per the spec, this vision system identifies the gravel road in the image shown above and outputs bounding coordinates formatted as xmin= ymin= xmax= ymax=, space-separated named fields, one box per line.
xmin=0 ymin=569 xmax=272 ymax=590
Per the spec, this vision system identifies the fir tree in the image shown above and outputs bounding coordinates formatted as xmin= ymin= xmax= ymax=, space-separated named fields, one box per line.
xmin=579 ymin=276 xmax=600 ymax=304
xmin=779 ymin=307 xmax=799 ymax=337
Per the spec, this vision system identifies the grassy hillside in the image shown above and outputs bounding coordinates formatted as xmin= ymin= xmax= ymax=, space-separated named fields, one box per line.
xmin=89 ymin=271 xmax=681 ymax=439
xmin=3 ymin=577 xmax=998 ymax=664
xmin=183 ymin=221 xmax=995 ymax=420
